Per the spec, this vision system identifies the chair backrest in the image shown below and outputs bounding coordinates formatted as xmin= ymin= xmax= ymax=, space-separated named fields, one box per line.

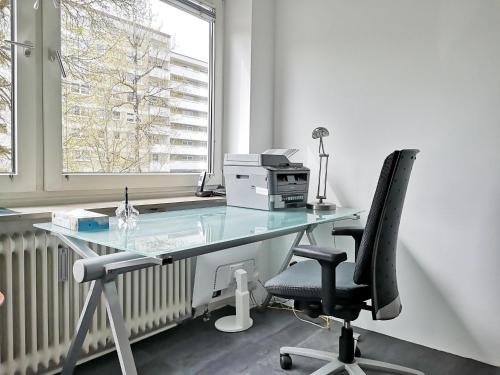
xmin=353 ymin=149 xmax=419 ymax=320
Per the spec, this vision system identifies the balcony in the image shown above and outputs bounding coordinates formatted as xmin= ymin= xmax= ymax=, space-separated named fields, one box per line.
xmin=169 ymin=145 xmax=207 ymax=156
xmin=169 ymin=98 xmax=208 ymax=113
xmin=151 ymin=144 xmax=170 ymax=154
xmin=169 ymin=114 xmax=208 ymax=127
xmin=150 ymin=124 xmax=170 ymax=135
xmin=150 ymin=67 xmax=169 ymax=80
xmin=168 ymin=160 xmax=207 ymax=172
xmin=149 ymin=47 xmax=169 ymax=62
xmin=169 ymin=129 xmax=208 ymax=142
xmin=170 ymin=84 xmax=208 ymax=98
xmin=152 ymin=89 xmax=170 ymax=99
xmin=149 ymin=105 xmax=170 ymax=118
xmin=149 ymin=143 xmax=208 ymax=156
xmin=170 ymin=65 xmax=208 ymax=83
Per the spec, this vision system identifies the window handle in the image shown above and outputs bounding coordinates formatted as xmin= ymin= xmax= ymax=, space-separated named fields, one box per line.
xmin=3 ymin=40 xmax=35 ymax=57
xmin=49 ymin=49 xmax=67 ymax=78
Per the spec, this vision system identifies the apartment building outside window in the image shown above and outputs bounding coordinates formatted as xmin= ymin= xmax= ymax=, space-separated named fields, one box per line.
xmin=0 ymin=0 xmax=222 ymax=195
xmin=60 ymin=0 xmax=212 ymax=174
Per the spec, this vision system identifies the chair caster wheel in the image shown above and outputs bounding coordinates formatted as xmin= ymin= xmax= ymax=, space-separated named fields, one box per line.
xmin=355 ymin=346 xmax=361 ymax=357
xmin=280 ymin=354 xmax=292 ymax=370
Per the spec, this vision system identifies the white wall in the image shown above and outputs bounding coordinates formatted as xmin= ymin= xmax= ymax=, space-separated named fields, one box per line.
xmin=223 ymin=0 xmax=274 ymax=155
xmin=248 ymin=0 xmax=275 ymax=153
xmin=223 ymin=0 xmax=252 ymax=155
xmin=272 ymin=0 xmax=500 ymax=366
xmin=221 ymin=0 xmax=276 ymax=291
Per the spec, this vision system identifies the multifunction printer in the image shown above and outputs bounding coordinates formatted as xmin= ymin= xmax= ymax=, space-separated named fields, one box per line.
xmin=224 ymin=152 xmax=310 ymax=211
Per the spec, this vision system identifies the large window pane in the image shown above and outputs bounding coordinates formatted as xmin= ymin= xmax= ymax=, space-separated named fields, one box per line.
xmin=61 ymin=0 xmax=210 ymax=173
xmin=0 ymin=0 xmax=13 ymax=174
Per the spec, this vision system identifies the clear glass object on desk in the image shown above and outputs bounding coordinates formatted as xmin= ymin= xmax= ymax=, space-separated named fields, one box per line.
xmin=115 ymin=201 xmax=139 ymax=230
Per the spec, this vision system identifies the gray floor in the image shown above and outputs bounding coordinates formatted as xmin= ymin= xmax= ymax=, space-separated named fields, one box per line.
xmin=72 ymin=306 xmax=500 ymax=375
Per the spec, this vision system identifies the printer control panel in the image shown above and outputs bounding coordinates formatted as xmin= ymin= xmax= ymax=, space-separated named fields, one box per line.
xmin=283 ymin=194 xmax=305 ymax=203
xmin=271 ymin=193 xmax=307 ymax=209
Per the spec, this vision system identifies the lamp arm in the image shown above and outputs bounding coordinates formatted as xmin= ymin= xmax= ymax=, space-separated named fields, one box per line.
xmin=308 ymin=128 xmax=336 ymax=210
xmin=319 ymin=137 xmax=325 ymax=154
xmin=315 ymin=136 xmax=329 ymax=200
xmin=316 ymin=150 xmax=323 ymax=200
xmin=323 ymin=153 xmax=329 ymax=199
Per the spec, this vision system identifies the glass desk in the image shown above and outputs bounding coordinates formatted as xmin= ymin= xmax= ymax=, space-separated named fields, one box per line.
xmin=35 ymin=205 xmax=361 ymax=375
xmin=35 ymin=206 xmax=361 ymax=259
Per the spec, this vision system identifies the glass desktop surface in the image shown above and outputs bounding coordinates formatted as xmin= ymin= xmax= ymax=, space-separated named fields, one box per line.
xmin=34 ymin=206 xmax=361 ymax=258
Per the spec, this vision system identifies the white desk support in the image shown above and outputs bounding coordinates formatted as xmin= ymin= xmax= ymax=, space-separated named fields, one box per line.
xmin=34 ymin=206 xmax=361 ymax=375
xmin=56 ymin=229 xmax=315 ymax=374
xmin=215 ymin=269 xmax=253 ymax=332
xmin=56 ymin=236 xmax=162 ymax=375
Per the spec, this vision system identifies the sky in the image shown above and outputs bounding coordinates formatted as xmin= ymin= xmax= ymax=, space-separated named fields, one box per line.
xmin=150 ymin=1 xmax=210 ymax=62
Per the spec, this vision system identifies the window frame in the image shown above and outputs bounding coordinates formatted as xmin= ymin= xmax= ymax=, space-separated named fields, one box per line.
xmin=41 ymin=0 xmax=223 ymax=192
xmin=0 ymin=0 xmax=38 ymax=193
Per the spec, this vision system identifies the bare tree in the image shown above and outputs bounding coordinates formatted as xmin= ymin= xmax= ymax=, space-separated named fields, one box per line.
xmin=0 ymin=0 xmax=12 ymax=166
xmin=61 ymin=0 xmax=171 ymax=173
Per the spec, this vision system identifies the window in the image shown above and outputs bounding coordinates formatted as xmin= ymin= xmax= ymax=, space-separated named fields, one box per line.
xmin=126 ymin=73 xmax=136 ymax=84
xmin=1 ymin=0 xmax=222 ymax=195
xmin=70 ymin=83 xmax=80 ymax=93
xmin=126 ymin=112 xmax=135 ymax=122
xmin=0 ymin=1 xmax=13 ymax=173
xmin=81 ymin=84 xmax=90 ymax=95
xmin=74 ymin=149 xmax=90 ymax=161
xmin=58 ymin=0 xmax=215 ymax=176
xmin=96 ymin=109 xmax=105 ymax=119
xmin=69 ymin=82 xmax=90 ymax=95
xmin=96 ymin=42 xmax=106 ymax=55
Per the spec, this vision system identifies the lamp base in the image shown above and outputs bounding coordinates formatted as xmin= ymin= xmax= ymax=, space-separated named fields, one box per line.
xmin=306 ymin=201 xmax=337 ymax=211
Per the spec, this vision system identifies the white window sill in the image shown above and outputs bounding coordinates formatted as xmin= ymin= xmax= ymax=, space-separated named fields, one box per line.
xmin=0 ymin=195 xmax=225 ymax=221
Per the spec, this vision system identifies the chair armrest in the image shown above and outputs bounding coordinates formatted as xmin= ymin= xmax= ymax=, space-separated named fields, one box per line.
xmin=293 ymin=245 xmax=347 ymax=315
xmin=331 ymin=227 xmax=364 ymax=258
xmin=331 ymin=227 xmax=364 ymax=239
xmin=293 ymin=245 xmax=347 ymax=266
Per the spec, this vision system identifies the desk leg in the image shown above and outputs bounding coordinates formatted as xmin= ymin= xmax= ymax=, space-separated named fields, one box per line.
xmin=262 ymin=229 xmax=306 ymax=307
xmin=306 ymin=226 xmax=318 ymax=246
xmin=61 ymin=280 xmax=103 ymax=375
xmin=103 ymin=281 xmax=138 ymax=375
xmin=57 ymin=234 xmax=139 ymax=374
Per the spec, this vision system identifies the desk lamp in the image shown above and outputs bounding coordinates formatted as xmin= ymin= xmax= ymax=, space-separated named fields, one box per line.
xmin=306 ymin=127 xmax=336 ymax=211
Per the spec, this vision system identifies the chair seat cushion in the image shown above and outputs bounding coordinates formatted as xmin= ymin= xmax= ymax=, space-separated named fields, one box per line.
xmin=265 ymin=260 xmax=370 ymax=303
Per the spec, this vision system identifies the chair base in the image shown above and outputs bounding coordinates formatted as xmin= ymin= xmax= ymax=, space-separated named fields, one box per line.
xmin=280 ymin=346 xmax=425 ymax=375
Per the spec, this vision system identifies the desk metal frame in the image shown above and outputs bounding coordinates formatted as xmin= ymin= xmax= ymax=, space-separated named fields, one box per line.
xmin=52 ymin=214 xmax=359 ymax=375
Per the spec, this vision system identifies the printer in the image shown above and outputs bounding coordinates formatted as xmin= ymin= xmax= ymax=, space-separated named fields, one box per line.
xmin=224 ymin=150 xmax=310 ymax=211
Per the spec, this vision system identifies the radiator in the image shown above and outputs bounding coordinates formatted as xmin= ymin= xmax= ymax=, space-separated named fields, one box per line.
xmin=0 ymin=220 xmax=192 ymax=375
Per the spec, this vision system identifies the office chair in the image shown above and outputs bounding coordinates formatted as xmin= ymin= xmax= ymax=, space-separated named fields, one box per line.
xmin=265 ymin=149 xmax=423 ymax=375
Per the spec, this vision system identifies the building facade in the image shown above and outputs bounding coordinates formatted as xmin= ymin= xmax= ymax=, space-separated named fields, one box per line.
xmin=167 ymin=52 xmax=209 ymax=172
xmin=61 ymin=5 xmax=209 ymax=174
